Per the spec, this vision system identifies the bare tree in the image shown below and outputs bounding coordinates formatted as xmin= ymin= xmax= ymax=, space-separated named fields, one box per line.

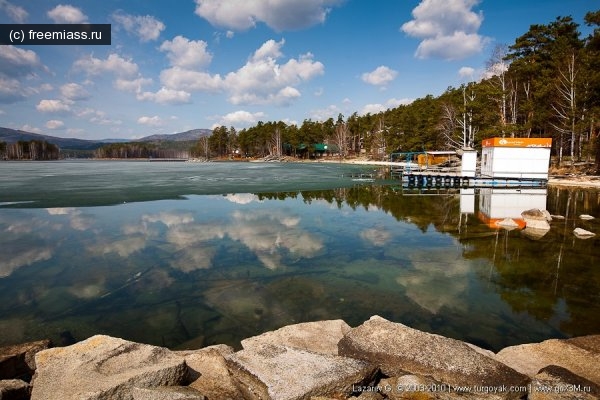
xmin=550 ymin=53 xmax=579 ymax=165
xmin=334 ymin=119 xmax=348 ymax=160
xmin=508 ymin=78 xmax=519 ymax=126
xmin=437 ymin=103 xmax=463 ymax=150
xmin=437 ymin=93 xmax=478 ymax=151
xmin=487 ymin=44 xmax=511 ymax=136
xmin=462 ymin=85 xmax=478 ymax=147
xmin=371 ymin=116 xmax=387 ymax=159
xmin=200 ymin=136 xmax=209 ymax=159
xmin=270 ymin=126 xmax=282 ymax=157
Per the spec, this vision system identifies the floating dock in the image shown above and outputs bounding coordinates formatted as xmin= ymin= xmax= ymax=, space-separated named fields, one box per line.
xmin=401 ymin=174 xmax=546 ymax=189
xmin=385 ymin=139 xmax=552 ymax=189
xmin=389 ymin=168 xmax=547 ymax=189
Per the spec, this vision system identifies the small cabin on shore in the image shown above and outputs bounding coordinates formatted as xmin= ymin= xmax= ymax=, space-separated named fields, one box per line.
xmin=480 ymin=137 xmax=552 ymax=180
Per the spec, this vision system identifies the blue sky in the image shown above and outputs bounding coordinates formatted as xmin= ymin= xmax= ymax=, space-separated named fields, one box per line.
xmin=0 ymin=0 xmax=596 ymax=140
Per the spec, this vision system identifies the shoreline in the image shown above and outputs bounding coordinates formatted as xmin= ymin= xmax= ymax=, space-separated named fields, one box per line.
xmin=298 ymin=157 xmax=600 ymax=188
xmin=3 ymin=156 xmax=600 ymax=188
xmin=3 ymin=316 xmax=599 ymax=399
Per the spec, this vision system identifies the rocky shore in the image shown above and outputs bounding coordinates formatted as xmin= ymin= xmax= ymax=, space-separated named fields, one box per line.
xmin=1 ymin=316 xmax=599 ymax=400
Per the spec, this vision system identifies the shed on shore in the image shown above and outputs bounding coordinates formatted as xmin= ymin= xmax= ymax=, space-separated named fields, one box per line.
xmin=480 ymin=137 xmax=552 ymax=180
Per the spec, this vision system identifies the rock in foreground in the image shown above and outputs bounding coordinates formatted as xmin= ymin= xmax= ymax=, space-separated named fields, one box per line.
xmin=338 ymin=316 xmax=530 ymax=399
xmin=31 ymin=335 xmax=188 ymax=400
xmin=178 ymin=345 xmax=242 ymax=400
xmin=496 ymin=335 xmax=600 ymax=385
xmin=226 ymin=344 xmax=377 ymax=400
xmin=241 ymin=319 xmax=351 ymax=355
xmin=0 ymin=378 xmax=31 ymax=400
xmin=0 ymin=339 xmax=51 ymax=380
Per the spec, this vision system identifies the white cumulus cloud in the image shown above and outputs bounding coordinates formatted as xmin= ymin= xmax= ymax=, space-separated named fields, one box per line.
xmin=60 ymin=83 xmax=90 ymax=101
xmin=359 ymin=98 xmax=412 ymax=116
xmin=361 ymin=66 xmax=398 ymax=87
xmin=159 ymin=36 xmax=212 ymax=69
xmin=401 ymin=0 xmax=487 ymax=60
xmin=223 ymin=40 xmax=323 ymax=105
xmin=160 ymin=67 xmax=222 ymax=92
xmin=45 ymin=119 xmax=64 ymax=129
xmin=36 ymin=99 xmax=71 ymax=113
xmin=0 ymin=46 xmax=43 ymax=78
xmin=113 ymin=11 xmax=165 ymax=42
xmin=0 ymin=0 xmax=28 ymax=23
xmin=194 ymin=0 xmax=343 ymax=31
xmin=212 ymin=110 xmax=266 ymax=129
xmin=137 ymin=115 xmax=164 ymax=127
xmin=458 ymin=66 xmax=475 ymax=79
xmin=156 ymin=38 xmax=323 ymax=107
xmin=114 ymin=77 xmax=153 ymax=93
xmin=47 ymin=4 xmax=88 ymax=23
xmin=136 ymin=87 xmax=191 ymax=105
xmin=74 ymin=53 xmax=139 ymax=78
xmin=0 ymin=77 xmax=26 ymax=103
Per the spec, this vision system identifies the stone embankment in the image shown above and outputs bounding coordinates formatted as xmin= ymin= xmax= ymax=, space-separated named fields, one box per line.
xmin=1 ymin=316 xmax=599 ymax=400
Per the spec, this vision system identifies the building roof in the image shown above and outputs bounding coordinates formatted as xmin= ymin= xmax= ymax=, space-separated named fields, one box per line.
xmin=482 ymin=137 xmax=552 ymax=148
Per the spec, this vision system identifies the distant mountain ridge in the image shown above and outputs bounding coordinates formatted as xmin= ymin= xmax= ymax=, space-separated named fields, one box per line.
xmin=0 ymin=127 xmax=103 ymax=150
xmin=137 ymin=129 xmax=211 ymax=142
xmin=0 ymin=127 xmax=211 ymax=150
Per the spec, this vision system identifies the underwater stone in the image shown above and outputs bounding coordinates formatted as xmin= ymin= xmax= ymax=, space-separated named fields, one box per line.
xmin=574 ymin=228 xmax=596 ymax=238
xmin=521 ymin=209 xmax=551 ymax=230
xmin=497 ymin=218 xmax=520 ymax=230
xmin=579 ymin=214 xmax=595 ymax=220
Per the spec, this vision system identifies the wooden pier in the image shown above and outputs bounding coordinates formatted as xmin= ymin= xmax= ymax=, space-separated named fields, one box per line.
xmin=389 ymin=168 xmax=547 ymax=189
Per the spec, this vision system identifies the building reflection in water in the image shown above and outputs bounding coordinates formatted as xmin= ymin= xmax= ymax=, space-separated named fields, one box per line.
xmin=477 ymin=188 xmax=548 ymax=230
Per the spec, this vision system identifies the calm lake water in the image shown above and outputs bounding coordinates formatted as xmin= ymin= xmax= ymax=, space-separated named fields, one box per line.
xmin=1 ymin=161 xmax=599 ymax=351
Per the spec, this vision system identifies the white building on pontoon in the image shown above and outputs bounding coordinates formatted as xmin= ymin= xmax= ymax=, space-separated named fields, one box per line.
xmin=480 ymin=137 xmax=552 ymax=180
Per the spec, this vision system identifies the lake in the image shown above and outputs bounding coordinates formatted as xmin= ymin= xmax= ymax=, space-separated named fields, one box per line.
xmin=0 ymin=161 xmax=599 ymax=352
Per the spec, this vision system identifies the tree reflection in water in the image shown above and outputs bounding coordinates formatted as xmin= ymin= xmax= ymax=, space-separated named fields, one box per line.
xmin=0 ymin=184 xmax=598 ymax=351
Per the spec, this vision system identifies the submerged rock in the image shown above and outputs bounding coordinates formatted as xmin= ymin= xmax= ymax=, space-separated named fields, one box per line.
xmin=522 ymin=227 xmax=550 ymax=240
xmin=521 ymin=209 xmax=551 ymax=231
xmin=225 ymin=343 xmax=377 ymax=400
xmin=31 ymin=335 xmax=188 ymax=400
xmin=579 ymin=214 xmax=595 ymax=220
xmin=574 ymin=227 xmax=596 ymax=238
xmin=241 ymin=319 xmax=351 ymax=356
xmin=338 ymin=316 xmax=529 ymax=399
xmin=498 ymin=218 xmax=520 ymax=230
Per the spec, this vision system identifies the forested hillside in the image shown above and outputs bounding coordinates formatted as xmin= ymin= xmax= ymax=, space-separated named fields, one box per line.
xmin=196 ymin=11 xmax=600 ymax=171
xmin=0 ymin=140 xmax=60 ymax=160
